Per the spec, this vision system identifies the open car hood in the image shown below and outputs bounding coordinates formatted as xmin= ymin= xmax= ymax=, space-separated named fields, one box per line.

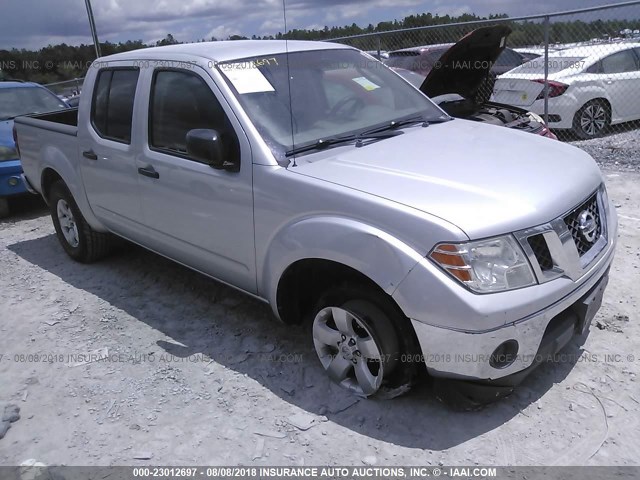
xmin=419 ymin=25 xmax=512 ymax=100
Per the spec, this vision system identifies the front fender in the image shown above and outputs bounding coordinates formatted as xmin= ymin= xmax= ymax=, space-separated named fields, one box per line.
xmin=261 ymin=215 xmax=426 ymax=320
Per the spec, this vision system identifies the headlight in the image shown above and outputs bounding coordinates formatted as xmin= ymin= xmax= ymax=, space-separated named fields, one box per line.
xmin=0 ymin=145 xmax=19 ymax=162
xmin=429 ymin=235 xmax=536 ymax=293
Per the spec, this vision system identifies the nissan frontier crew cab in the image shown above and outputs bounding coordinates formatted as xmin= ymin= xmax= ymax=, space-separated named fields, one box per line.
xmin=14 ymin=40 xmax=617 ymax=401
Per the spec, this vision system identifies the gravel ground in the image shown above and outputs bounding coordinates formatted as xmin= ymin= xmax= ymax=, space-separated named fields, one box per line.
xmin=568 ymin=124 xmax=640 ymax=172
xmin=0 ymin=146 xmax=639 ymax=466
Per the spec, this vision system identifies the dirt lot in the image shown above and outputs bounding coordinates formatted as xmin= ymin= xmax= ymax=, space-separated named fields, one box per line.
xmin=0 ymin=169 xmax=639 ymax=467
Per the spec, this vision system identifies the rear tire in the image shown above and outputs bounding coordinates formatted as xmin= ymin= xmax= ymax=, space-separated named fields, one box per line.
xmin=49 ymin=180 xmax=112 ymax=262
xmin=573 ymin=99 xmax=611 ymax=139
xmin=311 ymin=283 xmax=418 ymax=398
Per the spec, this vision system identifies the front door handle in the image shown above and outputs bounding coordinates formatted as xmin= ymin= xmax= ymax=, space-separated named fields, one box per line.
xmin=138 ymin=166 xmax=159 ymax=179
xmin=82 ymin=150 xmax=98 ymax=160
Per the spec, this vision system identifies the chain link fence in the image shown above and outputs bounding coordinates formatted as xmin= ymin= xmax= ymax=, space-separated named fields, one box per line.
xmin=326 ymin=1 xmax=640 ymax=140
xmin=44 ymin=77 xmax=84 ymax=105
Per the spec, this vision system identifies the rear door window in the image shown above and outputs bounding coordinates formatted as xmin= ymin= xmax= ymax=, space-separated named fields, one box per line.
xmin=601 ymin=50 xmax=638 ymax=74
xmin=91 ymin=68 xmax=139 ymax=143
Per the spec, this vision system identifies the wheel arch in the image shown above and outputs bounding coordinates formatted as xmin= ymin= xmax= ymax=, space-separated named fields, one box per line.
xmin=40 ymin=165 xmax=107 ymax=233
xmin=41 ymin=167 xmax=63 ymax=204
xmin=580 ymin=96 xmax=611 ymax=112
xmin=276 ymin=258 xmax=389 ymax=325
xmin=263 ymin=216 xmax=426 ymax=325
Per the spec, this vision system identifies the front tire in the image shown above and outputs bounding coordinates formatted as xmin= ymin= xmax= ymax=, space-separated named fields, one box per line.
xmin=49 ymin=180 xmax=112 ymax=262
xmin=573 ymin=99 xmax=611 ymax=139
xmin=311 ymin=283 xmax=417 ymax=397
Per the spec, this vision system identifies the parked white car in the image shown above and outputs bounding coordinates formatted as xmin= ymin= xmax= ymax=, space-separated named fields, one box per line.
xmin=492 ymin=43 xmax=640 ymax=138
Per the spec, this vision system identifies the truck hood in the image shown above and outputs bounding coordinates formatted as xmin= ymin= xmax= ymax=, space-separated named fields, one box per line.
xmin=291 ymin=119 xmax=603 ymax=239
xmin=419 ymin=25 xmax=512 ymax=100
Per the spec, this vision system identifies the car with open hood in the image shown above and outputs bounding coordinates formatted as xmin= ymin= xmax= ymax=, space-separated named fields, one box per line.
xmin=389 ymin=26 xmax=557 ymax=139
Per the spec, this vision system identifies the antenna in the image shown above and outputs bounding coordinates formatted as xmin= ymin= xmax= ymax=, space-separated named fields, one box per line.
xmin=282 ymin=0 xmax=297 ymax=167
xmin=84 ymin=0 xmax=102 ymax=58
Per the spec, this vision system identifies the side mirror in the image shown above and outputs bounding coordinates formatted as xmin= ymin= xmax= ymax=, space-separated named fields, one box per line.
xmin=186 ymin=129 xmax=238 ymax=171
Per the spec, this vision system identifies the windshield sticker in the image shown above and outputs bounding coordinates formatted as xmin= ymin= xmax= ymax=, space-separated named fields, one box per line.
xmin=254 ymin=57 xmax=279 ymax=67
xmin=220 ymin=63 xmax=275 ymax=94
xmin=352 ymin=76 xmax=380 ymax=91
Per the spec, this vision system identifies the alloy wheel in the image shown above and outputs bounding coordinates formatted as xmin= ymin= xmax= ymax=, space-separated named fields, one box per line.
xmin=312 ymin=306 xmax=384 ymax=396
xmin=56 ymin=199 xmax=80 ymax=248
xmin=580 ymin=103 xmax=607 ymax=137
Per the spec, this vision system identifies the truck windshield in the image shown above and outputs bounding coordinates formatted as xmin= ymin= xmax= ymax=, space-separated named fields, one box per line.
xmin=217 ymin=48 xmax=447 ymax=159
xmin=0 ymin=87 xmax=68 ymax=121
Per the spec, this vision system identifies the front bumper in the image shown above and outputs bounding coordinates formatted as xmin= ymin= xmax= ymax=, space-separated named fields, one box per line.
xmin=409 ymin=261 xmax=611 ymax=381
xmin=395 ymin=188 xmax=617 ymax=382
xmin=528 ymin=96 xmax=581 ymax=130
xmin=0 ymin=159 xmax=27 ymax=197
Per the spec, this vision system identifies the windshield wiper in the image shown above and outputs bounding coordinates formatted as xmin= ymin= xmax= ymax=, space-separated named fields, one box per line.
xmin=285 ymin=130 xmax=402 ymax=157
xmin=363 ymin=114 xmax=452 ymax=136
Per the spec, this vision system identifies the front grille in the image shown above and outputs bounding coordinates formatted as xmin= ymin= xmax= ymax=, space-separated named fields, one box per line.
xmin=564 ymin=193 xmax=602 ymax=256
xmin=528 ymin=234 xmax=553 ymax=271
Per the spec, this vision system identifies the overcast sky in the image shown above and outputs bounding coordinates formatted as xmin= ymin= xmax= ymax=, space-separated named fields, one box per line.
xmin=0 ymin=0 xmax=635 ymax=50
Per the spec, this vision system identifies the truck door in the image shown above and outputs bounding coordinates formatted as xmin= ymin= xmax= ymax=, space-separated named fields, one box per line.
xmin=134 ymin=66 xmax=256 ymax=294
xmin=79 ymin=66 xmax=145 ymax=238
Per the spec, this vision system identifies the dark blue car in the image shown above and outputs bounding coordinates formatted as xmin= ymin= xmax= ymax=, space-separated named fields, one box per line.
xmin=0 ymin=80 xmax=69 ymax=217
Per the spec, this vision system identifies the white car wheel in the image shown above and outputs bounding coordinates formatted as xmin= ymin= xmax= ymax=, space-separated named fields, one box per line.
xmin=574 ymin=100 xmax=610 ymax=139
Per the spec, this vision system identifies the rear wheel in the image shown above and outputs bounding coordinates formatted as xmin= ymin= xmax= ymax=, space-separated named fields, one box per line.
xmin=49 ymin=180 xmax=112 ymax=262
xmin=573 ymin=99 xmax=610 ymax=139
xmin=311 ymin=283 xmax=416 ymax=397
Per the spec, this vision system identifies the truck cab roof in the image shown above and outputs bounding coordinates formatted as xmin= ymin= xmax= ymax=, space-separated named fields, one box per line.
xmin=99 ymin=40 xmax=352 ymax=63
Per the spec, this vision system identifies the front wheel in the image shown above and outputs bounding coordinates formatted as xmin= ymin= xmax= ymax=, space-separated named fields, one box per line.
xmin=311 ymin=283 xmax=416 ymax=397
xmin=573 ymin=99 xmax=611 ymax=139
xmin=49 ymin=180 xmax=112 ymax=263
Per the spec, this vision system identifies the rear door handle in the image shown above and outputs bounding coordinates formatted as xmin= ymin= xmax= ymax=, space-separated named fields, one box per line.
xmin=82 ymin=150 xmax=98 ymax=160
xmin=138 ymin=166 xmax=159 ymax=179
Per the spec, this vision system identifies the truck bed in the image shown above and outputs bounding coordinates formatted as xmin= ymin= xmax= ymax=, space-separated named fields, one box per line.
xmin=15 ymin=107 xmax=79 ymax=136
xmin=14 ymin=107 xmax=80 ymax=197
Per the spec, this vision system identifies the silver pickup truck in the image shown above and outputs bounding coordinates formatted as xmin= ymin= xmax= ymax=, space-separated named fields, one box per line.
xmin=15 ymin=40 xmax=617 ymax=401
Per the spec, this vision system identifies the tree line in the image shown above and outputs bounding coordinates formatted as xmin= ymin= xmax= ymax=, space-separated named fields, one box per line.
xmin=1 ymin=11 xmax=639 ymax=84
